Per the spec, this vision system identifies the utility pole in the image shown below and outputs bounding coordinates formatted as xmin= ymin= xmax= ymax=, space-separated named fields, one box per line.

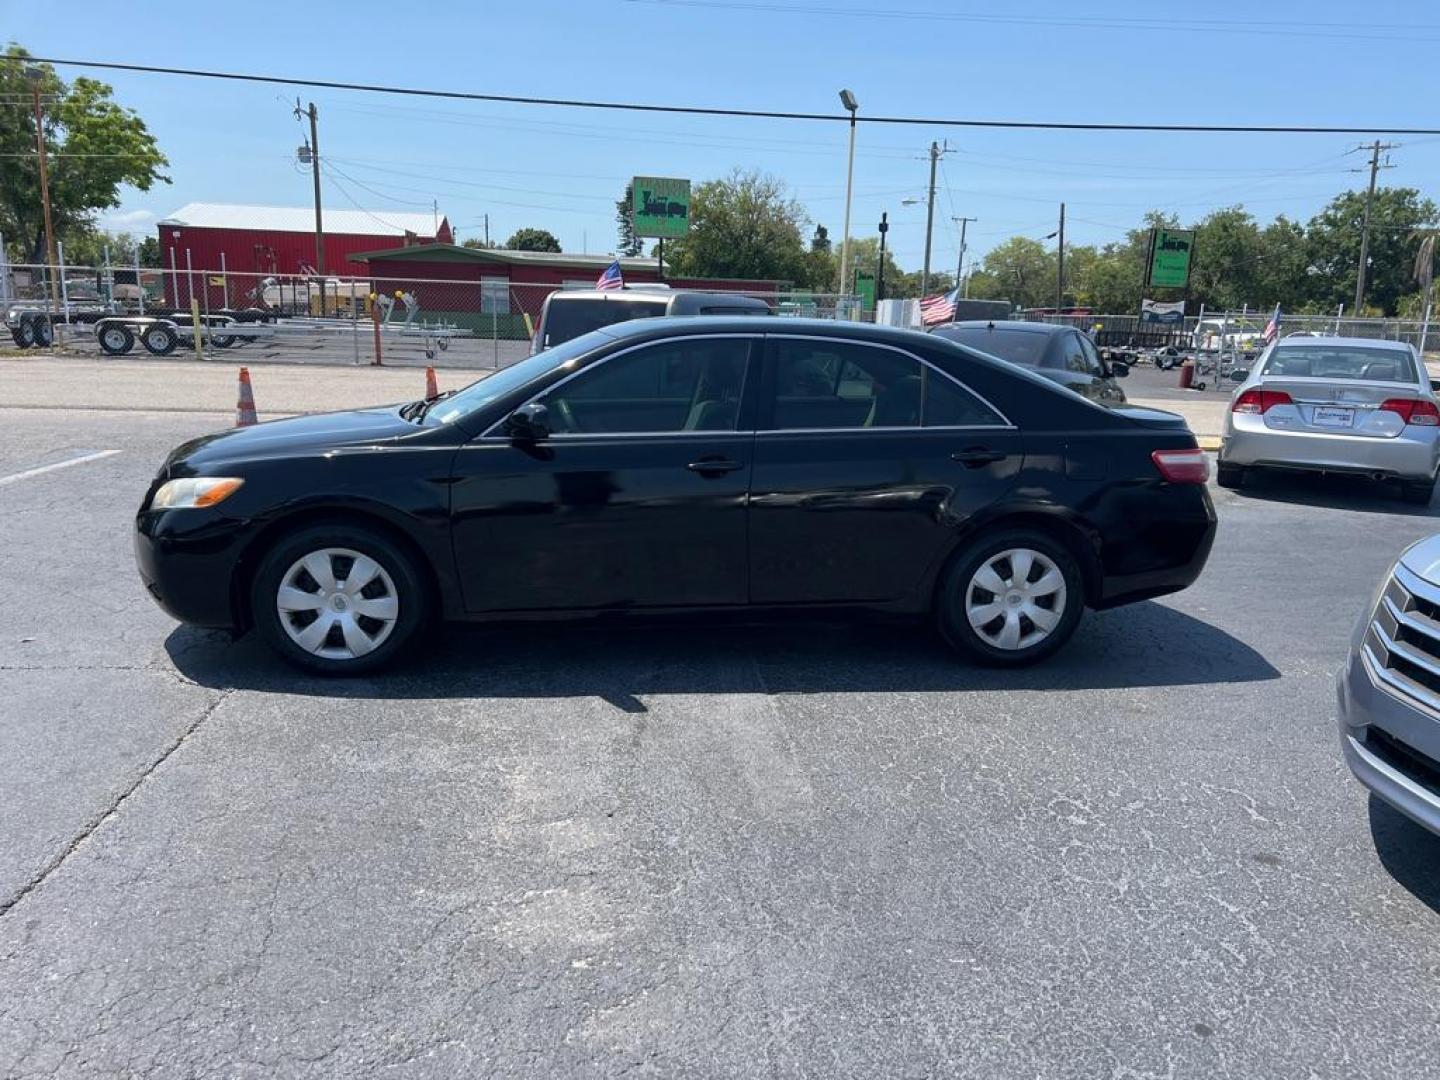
xmin=1352 ymin=140 xmax=1396 ymax=313
xmin=25 ymin=68 xmax=59 ymax=315
xmin=295 ymin=100 xmax=325 ymax=278
xmin=484 ymin=213 xmax=490 ymax=247
xmin=1056 ymin=202 xmax=1066 ymax=312
xmin=838 ymin=89 xmax=860 ymax=310
xmin=877 ymin=212 xmax=889 ymax=302
xmin=952 ymin=216 xmax=976 ymax=298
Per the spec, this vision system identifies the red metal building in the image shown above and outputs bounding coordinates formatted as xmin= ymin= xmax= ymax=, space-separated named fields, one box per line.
xmin=156 ymin=202 xmax=452 ymax=305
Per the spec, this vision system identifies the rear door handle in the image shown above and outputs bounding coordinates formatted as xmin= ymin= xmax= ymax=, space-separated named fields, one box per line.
xmin=951 ymin=447 xmax=1008 ymax=468
xmin=686 ymin=458 xmax=745 ymax=476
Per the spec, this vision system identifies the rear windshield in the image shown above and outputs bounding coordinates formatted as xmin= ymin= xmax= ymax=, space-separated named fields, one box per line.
xmin=540 ymin=298 xmax=668 ymax=348
xmin=933 ymin=327 xmax=1049 ymax=367
xmin=1263 ymin=344 xmax=1417 ymax=383
xmin=430 ymin=329 xmax=616 ymax=425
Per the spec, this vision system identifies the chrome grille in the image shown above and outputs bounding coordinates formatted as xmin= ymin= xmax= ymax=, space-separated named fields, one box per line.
xmin=1364 ymin=565 xmax=1440 ymax=716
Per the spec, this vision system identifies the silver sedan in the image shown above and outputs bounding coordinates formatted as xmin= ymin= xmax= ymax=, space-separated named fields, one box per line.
xmin=1218 ymin=336 xmax=1440 ymax=503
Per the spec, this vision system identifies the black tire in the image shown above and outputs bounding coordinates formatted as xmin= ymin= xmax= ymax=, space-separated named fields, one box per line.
xmin=1216 ymin=463 xmax=1246 ymax=490
xmin=30 ymin=315 xmax=53 ymax=347
xmin=141 ymin=323 xmax=178 ymax=356
xmin=211 ymin=333 xmax=235 ymax=349
xmin=251 ymin=522 xmax=430 ymax=675
xmin=97 ymin=323 xmax=135 ymax=356
xmin=10 ymin=319 xmax=35 ymax=348
xmin=936 ymin=528 xmax=1086 ymax=667
xmin=1401 ymin=476 xmax=1436 ymax=506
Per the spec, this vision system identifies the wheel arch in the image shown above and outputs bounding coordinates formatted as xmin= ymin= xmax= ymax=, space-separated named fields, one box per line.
xmin=929 ymin=505 xmax=1105 ymax=609
xmin=231 ymin=503 xmax=445 ymax=633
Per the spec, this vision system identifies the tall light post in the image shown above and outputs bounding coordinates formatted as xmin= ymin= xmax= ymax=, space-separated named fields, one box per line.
xmin=838 ymin=89 xmax=859 ymax=308
xmin=952 ymin=216 xmax=976 ymax=297
xmin=25 ymin=66 xmax=59 ymax=314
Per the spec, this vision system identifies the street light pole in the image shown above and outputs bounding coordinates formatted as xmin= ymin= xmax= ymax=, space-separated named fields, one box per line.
xmin=26 ymin=67 xmax=59 ymax=315
xmin=838 ymin=89 xmax=859 ymax=312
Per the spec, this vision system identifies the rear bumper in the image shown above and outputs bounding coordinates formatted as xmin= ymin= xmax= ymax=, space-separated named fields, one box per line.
xmin=1094 ymin=484 xmax=1217 ymax=609
xmin=1222 ymin=415 xmax=1440 ymax=480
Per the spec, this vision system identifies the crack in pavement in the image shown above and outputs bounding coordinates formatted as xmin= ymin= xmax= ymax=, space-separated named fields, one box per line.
xmin=0 ymin=686 xmax=235 ymax=918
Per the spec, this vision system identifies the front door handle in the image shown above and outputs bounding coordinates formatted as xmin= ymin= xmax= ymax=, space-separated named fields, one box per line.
xmin=951 ymin=447 xmax=1008 ymax=468
xmin=686 ymin=458 xmax=744 ymax=476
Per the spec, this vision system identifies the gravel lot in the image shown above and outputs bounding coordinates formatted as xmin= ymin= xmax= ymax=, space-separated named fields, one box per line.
xmin=1 ymin=401 xmax=1438 ymax=1079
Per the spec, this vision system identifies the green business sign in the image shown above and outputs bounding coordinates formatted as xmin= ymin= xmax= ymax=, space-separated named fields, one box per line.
xmin=632 ymin=176 xmax=691 ymax=239
xmin=1146 ymin=228 xmax=1195 ymax=289
xmin=853 ymin=270 xmax=876 ymax=311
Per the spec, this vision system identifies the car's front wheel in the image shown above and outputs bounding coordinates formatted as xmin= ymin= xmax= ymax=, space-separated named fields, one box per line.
xmin=937 ymin=529 xmax=1085 ymax=666
xmin=251 ymin=524 xmax=430 ymax=675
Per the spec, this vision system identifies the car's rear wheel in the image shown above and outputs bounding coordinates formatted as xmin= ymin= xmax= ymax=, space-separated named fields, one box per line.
xmin=1216 ymin=462 xmax=1246 ymax=489
xmin=1401 ymin=475 xmax=1436 ymax=506
xmin=251 ymin=524 xmax=429 ymax=675
xmin=937 ymin=529 xmax=1085 ymax=666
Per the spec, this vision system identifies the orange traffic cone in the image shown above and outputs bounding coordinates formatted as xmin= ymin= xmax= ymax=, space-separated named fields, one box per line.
xmin=424 ymin=366 xmax=438 ymax=400
xmin=236 ymin=367 xmax=258 ymax=427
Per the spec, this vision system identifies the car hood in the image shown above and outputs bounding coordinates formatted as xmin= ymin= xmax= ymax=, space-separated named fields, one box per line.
xmin=163 ymin=405 xmax=417 ymax=474
xmin=1400 ymin=534 xmax=1440 ymax=584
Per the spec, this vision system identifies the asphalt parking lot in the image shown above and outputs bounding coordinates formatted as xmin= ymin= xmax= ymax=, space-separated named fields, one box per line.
xmin=3 ymin=402 xmax=1440 ymax=1078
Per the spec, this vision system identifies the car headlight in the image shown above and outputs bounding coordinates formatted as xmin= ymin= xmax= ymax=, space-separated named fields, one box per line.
xmin=150 ymin=477 xmax=244 ymax=510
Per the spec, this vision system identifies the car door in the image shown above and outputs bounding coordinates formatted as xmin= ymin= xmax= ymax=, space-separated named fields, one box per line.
xmin=448 ymin=334 xmax=758 ymax=613
xmin=748 ymin=335 xmax=1023 ymax=605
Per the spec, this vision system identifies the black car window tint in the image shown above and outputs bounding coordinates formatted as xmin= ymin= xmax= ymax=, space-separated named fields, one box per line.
xmin=1062 ymin=333 xmax=1090 ymax=374
xmin=938 ymin=328 xmax=1049 ymax=367
xmin=542 ymin=298 xmax=666 ymax=346
xmin=1076 ymin=334 xmax=1104 ymax=375
xmin=769 ymin=341 xmax=923 ymax=429
xmin=540 ymin=339 xmax=749 ymax=434
xmin=922 ymin=368 xmax=1005 ymax=427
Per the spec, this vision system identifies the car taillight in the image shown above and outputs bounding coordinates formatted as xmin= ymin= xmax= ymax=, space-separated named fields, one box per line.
xmin=1233 ymin=389 xmax=1292 ymax=414
xmin=1380 ymin=398 xmax=1440 ymax=426
xmin=1152 ymin=448 xmax=1210 ymax=484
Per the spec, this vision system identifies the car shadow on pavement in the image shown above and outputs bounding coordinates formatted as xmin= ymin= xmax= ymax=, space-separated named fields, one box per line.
xmin=1225 ymin=471 xmax=1439 ymax=516
xmin=165 ymin=598 xmax=1279 ymax=705
xmin=1368 ymin=795 xmax=1440 ymax=915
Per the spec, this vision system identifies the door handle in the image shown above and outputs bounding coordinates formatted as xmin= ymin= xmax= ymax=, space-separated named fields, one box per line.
xmin=686 ymin=458 xmax=744 ymax=476
xmin=951 ymin=447 xmax=1008 ymax=468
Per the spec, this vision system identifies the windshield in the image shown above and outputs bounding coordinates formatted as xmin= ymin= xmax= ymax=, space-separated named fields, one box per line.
xmin=935 ymin=327 xmax=1050 ymax=367
xmin=429 ymin=330 xmax=617 ymax=425
xmin=1262 ymin=344 xmax=1418 ymax=383
xmin=539 ymin=297 xmax=669 ymax=349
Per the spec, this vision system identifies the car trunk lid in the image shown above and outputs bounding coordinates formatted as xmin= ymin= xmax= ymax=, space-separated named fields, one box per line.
xmin=1257 ymin=377 xmax=1417 ymax=438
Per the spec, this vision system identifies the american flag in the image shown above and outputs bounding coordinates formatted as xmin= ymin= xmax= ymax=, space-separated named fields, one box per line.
xmin=596 ymin=259 xmax=624 ymax=291
xmin=919 ymin=288 xmax=959 ymax=326
xmin=1263 ymin=303 xmax=1281 ymax=343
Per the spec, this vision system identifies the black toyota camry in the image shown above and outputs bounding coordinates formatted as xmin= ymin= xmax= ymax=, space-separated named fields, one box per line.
xmin=135 ymin=317 xmax=1215 ymax=674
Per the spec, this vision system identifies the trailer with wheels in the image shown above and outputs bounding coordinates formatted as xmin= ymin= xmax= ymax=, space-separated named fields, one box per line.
xmin=5 ymin=305 xmax=55 ymax=349
xmin=90 ymin=312 xmax=274 ymax=356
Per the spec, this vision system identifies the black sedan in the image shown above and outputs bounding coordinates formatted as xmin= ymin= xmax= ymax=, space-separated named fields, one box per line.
xmin=930 ymin=320 xmax=1129 ymax=405
xmin=135 ymin=317 xmax=1215 ymax=674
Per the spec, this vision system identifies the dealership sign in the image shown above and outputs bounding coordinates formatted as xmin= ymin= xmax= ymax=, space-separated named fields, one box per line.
xmin=1140 ymin=298 xmax=1186 ymax=323
xmin=1145 ymin=228 xmax=1195 ymax=289
xmin=632 ymin=177 xmax=691 ymax=239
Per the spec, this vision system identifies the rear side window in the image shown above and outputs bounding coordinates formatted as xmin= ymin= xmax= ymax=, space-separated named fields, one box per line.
xmin=765 ymin=340 xmax=1003 ymax=430
xmin=540 ymin=298 xmax=667 ymax=348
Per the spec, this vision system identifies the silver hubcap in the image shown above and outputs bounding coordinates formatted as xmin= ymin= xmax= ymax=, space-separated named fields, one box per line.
xmin=103 ymin=329 xmax=126 ymax=349
xmin=276 ymin=547 xmax=399 ymax=660
xmin=965 ymin=547 xmax=1067 ymax=651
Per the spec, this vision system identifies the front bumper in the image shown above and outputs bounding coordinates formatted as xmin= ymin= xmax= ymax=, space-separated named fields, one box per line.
xmin=1223 ymin=414 xmax=1440 ymax=480
xmin=135 ymin=507 xmax=253 ymax=629
xmin=1337 ymin=645 xmax=1440 ymax=836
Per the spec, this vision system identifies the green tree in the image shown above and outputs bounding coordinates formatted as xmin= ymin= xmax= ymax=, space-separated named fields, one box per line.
xmin=461 ymin=236 xmax=499 ymax=250
xmin=615 ymin=183 xmax=643 ymax=257
xmin=663 ymin=169 xmax=810 ymax=284
xmin=978 ymin=237 xmax=1057 ymax=309
xmin=1305 ymin=187 xmax=1438 ymax=315
xmin=1253 ymin=215 xmax=1310 ymax=312
xmin=1190 ymin=206 xmax=1263 ymax=311
xmin=1 ymin=47 xmax=169 ymax=263
xmin=504 ymin=227 xmax=562 ymax=253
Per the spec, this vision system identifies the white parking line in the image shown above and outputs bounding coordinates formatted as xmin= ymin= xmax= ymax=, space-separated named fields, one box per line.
xmin=0 ymin=449 xmax=123 ymax=488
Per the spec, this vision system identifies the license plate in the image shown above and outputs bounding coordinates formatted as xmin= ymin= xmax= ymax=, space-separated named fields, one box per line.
xmin=1312 ymin=406 xmax=1355 ymax=428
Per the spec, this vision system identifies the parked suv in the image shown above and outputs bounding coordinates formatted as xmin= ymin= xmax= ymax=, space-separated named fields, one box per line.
xmin=929 ymin=320 xmax=1128 ymax=404
xmin=1340 ymin=535 xmax=1440 ymax=835
xmin=532 ymin=287 xmax=772 ymax=353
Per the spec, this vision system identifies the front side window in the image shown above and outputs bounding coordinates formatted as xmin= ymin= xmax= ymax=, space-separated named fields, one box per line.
xmin=537 ymin=338 xmax=751 ymax=434
xmin=1062 ymin=333 xmax=1091 ymax=374
xmin=1077 ymin=334 xmax=1104 ymax=375
xmin=766 ymin=339 xmax=1003 ymax=430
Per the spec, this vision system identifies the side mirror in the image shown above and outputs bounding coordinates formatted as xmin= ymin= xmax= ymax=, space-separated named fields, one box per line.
xmin=1109 ymin=361 xmax=1130 ymax=378
xmin=1229 ymin=368 xmax=1249 ymax=383
xmin=504 ymin=401 xmax=550 ymax=441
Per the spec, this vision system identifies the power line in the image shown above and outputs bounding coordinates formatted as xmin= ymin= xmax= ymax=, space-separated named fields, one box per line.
xmin=16 ymin=56 xmax=1440 ymax=136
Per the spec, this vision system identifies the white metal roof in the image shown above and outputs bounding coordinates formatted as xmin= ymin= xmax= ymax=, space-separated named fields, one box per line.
xmin=158 ymin=202 xmax=445 ymax=237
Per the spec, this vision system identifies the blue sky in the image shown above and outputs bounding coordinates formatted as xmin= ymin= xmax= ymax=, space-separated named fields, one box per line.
xmin=7 ymin=0 xmax=1440 ymax=276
